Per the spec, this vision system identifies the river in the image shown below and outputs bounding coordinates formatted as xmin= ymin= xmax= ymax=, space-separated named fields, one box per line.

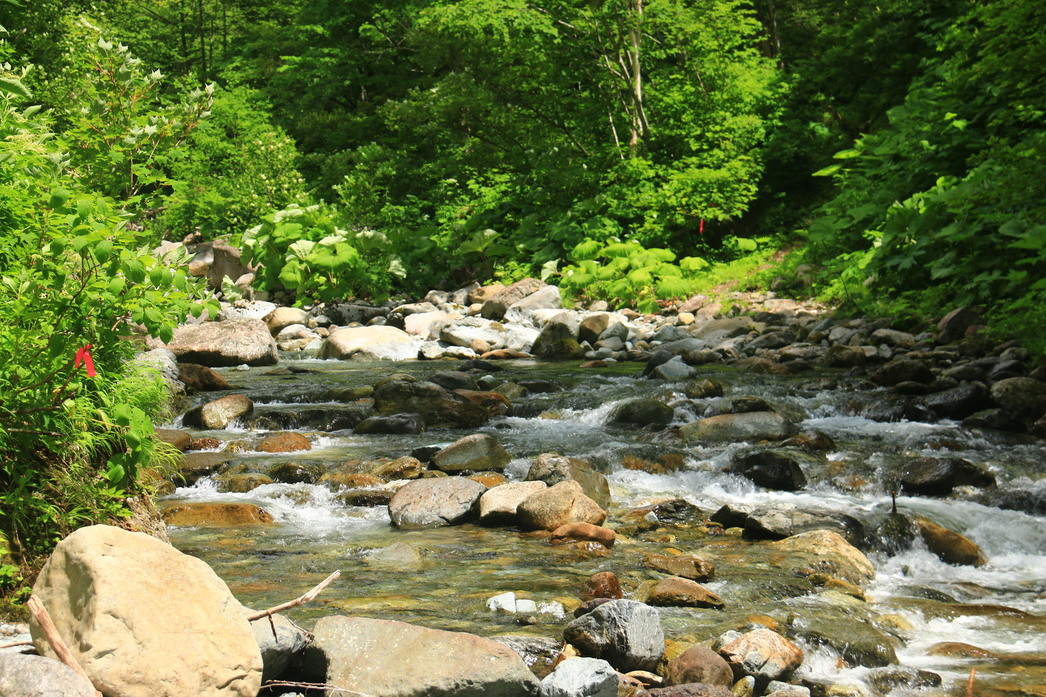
xmin=162 ymin=356 xmax=1046 ymax=697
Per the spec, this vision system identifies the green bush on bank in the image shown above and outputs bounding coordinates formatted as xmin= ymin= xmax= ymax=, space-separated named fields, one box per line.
xmin=0 ymin=42 xmax=216 ymax=606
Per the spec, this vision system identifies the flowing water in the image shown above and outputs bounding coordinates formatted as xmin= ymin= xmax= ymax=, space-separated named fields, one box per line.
xmin=162 ymin=356 xmax=1046 ymax=696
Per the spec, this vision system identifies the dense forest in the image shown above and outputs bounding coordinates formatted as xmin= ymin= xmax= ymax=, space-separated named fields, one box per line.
xmin=1 ymin=0 xmax=1043 ymax=603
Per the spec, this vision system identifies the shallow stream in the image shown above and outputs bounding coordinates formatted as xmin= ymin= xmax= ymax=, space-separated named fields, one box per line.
xmin=163 ymin=357 xmax=1046 ymax=696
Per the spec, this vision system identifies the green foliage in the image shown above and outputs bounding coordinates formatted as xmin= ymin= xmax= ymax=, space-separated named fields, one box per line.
xmin=802 ymin=0 xmax=1046 ymax=334
xmin=241 ymin=204 xmax=406 ymax=303
xmin=0 ymin=51 xmax=217 ymax=595
xmin=154 ymin=85 xmax=308 ymax=240
xmin=40 ymin=19 xmax=214 ymax=213
xmin=556 ymin=238 xmax=714 ymax=313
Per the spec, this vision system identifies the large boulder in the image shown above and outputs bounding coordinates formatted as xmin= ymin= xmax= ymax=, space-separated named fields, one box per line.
xmin=372 ymin=375 xmax=490 ymax=428
xmin=303 ymin=615 xmax=540 ymax=697
xmin=181 ymin=394 xmax=254 ymax=430
xmin=187 ymin=239 xmax=251 ymax=289
xmin=440 ymin=317 xmax=509 ymax=352
xmin=531 ymin=316 xmax=585 ymax=359
xmin=562 ymin=599 xmax=664 ymax=672
xmin=894 ymin=457 xmax=995 ymax=496
xmin=248 ymin=612 xmax=310 ymax=682
xmin=263 ymin=307 xmax=310 ymax=335
xmin=679 ymin=411 xmax=797 ymax=442
xmin=517 ymin=480 xmax=607 ymax=531
xmin=319 ymin=326 xmax=418 ymax=361
xmin=29 ymin=525 xmax=262 ymax=697
xmin=388 ymin=477 xmax=487 ymax=528
xmin=163 ymin=318 xmax=278 ymax=367
xmin=432 ymin=434 xmax=511 ymax=473
xmin=729 ymin=450 xmax=807 ymax=491
xmin=989 ymin=376 xmax=1046 ymax=420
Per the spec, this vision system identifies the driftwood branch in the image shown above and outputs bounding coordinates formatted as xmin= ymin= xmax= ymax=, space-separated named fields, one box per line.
xmin=246 ymin=570 xmax=340 ymax=621
xmin=27 ymin=596 xmax=103 ymax=697
xmin=0 ymin=640 xmax=34 ymax=649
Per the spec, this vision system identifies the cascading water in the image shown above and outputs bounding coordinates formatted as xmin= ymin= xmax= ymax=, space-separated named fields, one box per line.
xmin=164 ymin=357 xmax=1046 ymax=696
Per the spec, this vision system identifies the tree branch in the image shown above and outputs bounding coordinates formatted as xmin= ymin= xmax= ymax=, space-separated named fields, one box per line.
xmin=246 ymin=570 xmax=340 ymax=621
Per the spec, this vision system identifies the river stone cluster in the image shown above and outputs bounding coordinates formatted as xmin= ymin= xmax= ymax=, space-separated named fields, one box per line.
xmin=13 ymin=259 xmax=1042 ymax=695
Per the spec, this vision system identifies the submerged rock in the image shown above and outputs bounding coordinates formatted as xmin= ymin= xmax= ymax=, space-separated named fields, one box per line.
xmin=680 ymin=411 xmax=797 ymax=442
xmin=162 ymin=503 xmax=275 ymax=527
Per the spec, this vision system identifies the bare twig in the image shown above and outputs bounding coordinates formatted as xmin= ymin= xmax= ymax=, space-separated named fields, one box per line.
xmin=966 ymin=667 xmax=976 ymax=697
xmin=0 ymin=640 xmax=34 ymax=649
xmin=27 ymin=596 xmax=103 ymax=697
xmin=262 ymin=680 xmax=376 ymax=696
xmin=246 ymin=570 xmax=340 ymax=621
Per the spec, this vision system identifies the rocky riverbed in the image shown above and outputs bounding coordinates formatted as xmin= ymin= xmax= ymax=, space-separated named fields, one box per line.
xmin=4 ymin=278 xmax=1045 ymax=697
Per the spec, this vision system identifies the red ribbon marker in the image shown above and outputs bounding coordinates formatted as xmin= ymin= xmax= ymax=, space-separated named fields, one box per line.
xmin=699 ymin=219 xmax=705 ymax=235
xmin=74 ymin=344 xmax=97 ymax=378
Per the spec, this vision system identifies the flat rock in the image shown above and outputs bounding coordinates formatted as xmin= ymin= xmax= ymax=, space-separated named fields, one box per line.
xmin=680 ymin=411 xmax=797 ymax=442
xmin=319 ymin=326 xmax=418 ymax=361
xmin=645 ymin=577 xmax=724 ymax=609
xmin=769 ymin=530 xmax=876 ymax=584
xmin=162 ymin=503 xmax=275 ymax=527
xmin=303 ymin=615 xmax=540 ymax=697
xmin=163 ymin=317 xmax=278 ymax=367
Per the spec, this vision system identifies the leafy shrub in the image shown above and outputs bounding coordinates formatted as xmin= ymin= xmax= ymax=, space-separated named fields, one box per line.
xmin=554 ymin=238 xmax=710 ymax=313
xmin=241 ymin=204 xmax=406 ymax=303
xmin=0 ymin=48 xmax=216 ymax=599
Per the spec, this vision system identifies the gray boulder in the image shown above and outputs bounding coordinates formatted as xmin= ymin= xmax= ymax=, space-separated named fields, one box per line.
xmin=562 ymin=599 xmax=664 ymax=672
xmin=388 ymin=477 xmax=487 ymax=528
xmin=303 ymin=615 xmax=540 ymax=697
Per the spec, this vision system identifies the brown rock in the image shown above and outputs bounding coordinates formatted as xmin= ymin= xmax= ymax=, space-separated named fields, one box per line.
xmin=182 ymin=394 xmax=254 ymax=430
xmin=646 ymin=577 xmax=724 ymax=609
xmin=481 ymin=278 xmax=546 ymax=319
xmin=162 ymin=503 xmax=274 ymax=527
xmin=581 ymin=571 xmax=623 ymax=600
xmin=370 ymin=456 xmax=427 ymax=480
xmin=256 ymin=432 xmax=311 ymax=453
xmin=177 ymin=452 xmax=235 ymax=485
xmin=644 ymin=554 xmax=715 ymax=582
xmin=768 ymin=530 xmax=876 ymax=584
xmin=718 ymin=628 xmax=803 ymax=682
xmin=551 ymin=523 xmax=616 ymax=548
xmin=155 ymin=428 xmax=192 ymax=452
xmin=454 ymin=389 xmax=512 ymax=418
xmin=665 ymin=645 xmax=734 ymax=687
xmin=914 ymin=518 xmax=988 ymax=566
xmin=478 ymin=481 xmax=548 ymax=524
xmin=517 ymin=480 xmax=607 ymax=531
xmin=178 ymin=363 xmax=229 ymax=392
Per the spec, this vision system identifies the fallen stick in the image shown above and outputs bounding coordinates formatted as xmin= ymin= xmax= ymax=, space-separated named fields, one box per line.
xmin=27 ymin=595 xmax=103 ymax=697
xmin=0 ymin=640 xmax=35 ymax=649
xmin=966 ymin=667 xmax=976 ymax=697
xmin=262 ymin=680 xmax=375 ymax=696
xmin=247 ymin=570 xmax=340 ymax=621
